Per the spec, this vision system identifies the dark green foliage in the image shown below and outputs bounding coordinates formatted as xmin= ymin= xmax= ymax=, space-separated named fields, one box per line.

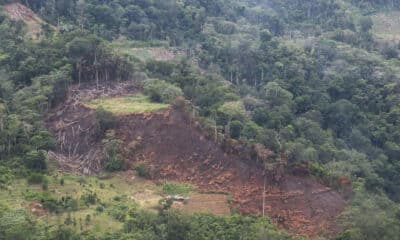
xmin=24 ymin=150 xmax=47 ymax=171
xmin=134 ymin=163 xmax=150 ymax=178
xmin=0 ymin=166 xmax=13 ymax=188
xmin=81 ymin=190 xmax=98 ymax=206
xmin=27 ymin=173 xmax=46 ymax=184
xmin=103 ymin=131 xmax=123 ymax=172
xmin=96 ymin=107 xmax=117 ymax=135
xmin=230 ymin=120 xmax=243 ymax=139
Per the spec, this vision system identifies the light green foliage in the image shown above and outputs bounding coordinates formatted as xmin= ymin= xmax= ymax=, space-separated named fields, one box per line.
xmin=143 ymin=79 xmax=183 ymax=104
xmin=217 ymin=101 xmax=247 ymax=123
xmin=86 ymin=94 xmax=169 ymax=114
xmin=0 ymin=166 xmax=12 ymax=188
xmin=264 ymin=82 xmax=293 ymax=107
xmin=162 ymin=182 xmax=193 ymax=195
xmin=102 ymin=131 xmax=123 ymax=172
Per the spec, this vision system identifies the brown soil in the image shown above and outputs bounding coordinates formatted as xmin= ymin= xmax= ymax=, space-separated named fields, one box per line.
xmin=46 ymin=82 xmax=138 ymax=174
xmin=116 ymin=108 xmax=346 ymax=238
xmin=46 ymin=85 xmax=346 ymax=238
xmin=173 ymin=193 xmax=231 ymax=216
xmin=2 ymin=3 xmax=52 ymax=39
xmin=29 ymin=201 xmax=47 ymax=216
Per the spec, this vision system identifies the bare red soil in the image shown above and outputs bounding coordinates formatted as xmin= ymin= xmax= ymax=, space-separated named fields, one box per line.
xmin=116 ymin=108 xmax=346 ymax=238
xmin=46 ymin=86 xmax=346 ymax=238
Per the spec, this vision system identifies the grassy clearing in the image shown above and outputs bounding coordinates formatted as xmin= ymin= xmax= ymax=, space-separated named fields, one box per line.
xmin=372 ymin=11 xmax=400 ymax=40
xmin=0 ymin=171 xmax=163 ymax=236
xmin=83 ymin=94 xmax=169 ymax=114
xmin=162 ymin=181 xmax=194 ymax=195
xmin=111 ymin=39 xmax=180 ymax=62
xmin=0 ymin=172 xmax=233 ymax=236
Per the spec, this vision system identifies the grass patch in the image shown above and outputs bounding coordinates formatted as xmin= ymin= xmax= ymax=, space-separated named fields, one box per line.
xmin=162 ymin=182 xmax=193 ymax=195
xmin=83 ymin=94 xmax=169 ymax=114
xmin=0 ymin=171 xmax=163 ymax=236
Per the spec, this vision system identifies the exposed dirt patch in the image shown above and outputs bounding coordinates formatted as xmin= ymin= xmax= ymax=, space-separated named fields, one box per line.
xmin=2 ymin=3 xmax=52 ymax=39
xmin=46 ymin=85 xmax=346 ymax=238
xmin=115 ymin=108 xmax=346 ymax=238
xmin=372 ymin=11 xmax=400 ymax=41
xmin=173 ymin=193 xmax=231 ymax=216
xmin=46 ymin=82 xmax=138 ymax=174
xmin=29 ymin=201 xmax=47 ymax=216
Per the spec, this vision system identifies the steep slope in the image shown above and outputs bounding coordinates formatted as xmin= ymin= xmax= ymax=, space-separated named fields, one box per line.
xmin=46 ymin=85 xmax=346 ymax=238
xmin=2 ymin=2 xmax=51 ymax=39
xmin=116 ymin=107 xmax=346 ymax=238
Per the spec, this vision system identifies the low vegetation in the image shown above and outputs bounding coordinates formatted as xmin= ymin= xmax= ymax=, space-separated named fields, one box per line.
xmin=84 ymin=94 xmax=169 ymax=114
xmin=162 ymin=182 xmax=193 ymax=195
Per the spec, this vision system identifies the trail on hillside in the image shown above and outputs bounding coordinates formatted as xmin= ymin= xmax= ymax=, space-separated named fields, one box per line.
xmin=46 ymin=85 xmax=346 ymax=238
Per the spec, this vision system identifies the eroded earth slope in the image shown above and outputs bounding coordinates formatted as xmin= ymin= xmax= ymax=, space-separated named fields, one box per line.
xmin=47 ymin=85 xmax=346 ymax=238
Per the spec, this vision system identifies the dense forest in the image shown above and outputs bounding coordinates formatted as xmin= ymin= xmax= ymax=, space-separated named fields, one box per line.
xmin=1 ymin=0 xmax=400 ymax=239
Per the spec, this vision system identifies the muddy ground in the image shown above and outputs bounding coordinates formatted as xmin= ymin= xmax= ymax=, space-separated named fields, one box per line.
xmin=46 ymin=85 xmax=346 ymax=238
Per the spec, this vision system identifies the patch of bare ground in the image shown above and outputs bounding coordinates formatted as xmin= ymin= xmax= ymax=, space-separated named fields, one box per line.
xmin=172 ymin=193 xmax=230 ymax=216
xmin=46 ymin=84 xmax=346 ymax=238
xmin=2 ymin=3 xmax=54 ymax=39
xmin=46 ymin=82 xmax=138 ymax=174
xmin=372 ymin=11 xmax=400 ymax=41
xmin=131 ymin=47 xmax=184 ymax=61
xmin=115 ymin=108 xmax=346 ymax=238
xmin=29 ymin=201 xmax=47 ymax=216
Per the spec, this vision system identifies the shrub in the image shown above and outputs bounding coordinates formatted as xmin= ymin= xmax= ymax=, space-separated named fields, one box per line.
xmin=230 ymin=120 xmax=243 ymax=139
xmin=24 ymin=150 xmax=47 ymax=171
xmin=0 ymin=166 xmax=13 ymax=188
xmin=41 ymin=178 xmax=49 ymax=190
xmin=213 ymin=20 xmax=237 ymax=34
xmin=135 ymin=163 xmax=150 ymax=178
xmin=162 ymin=182 xmax=192 ymax=195
xmin=85 ymin=214 xmax=91 ymax=225
xmin=96 ymin=205 xmax=104 ymax=213
xmin=81 ymin=190 xmax=98 ymax=206
xmin=62 ymin=196 xmax=79 ymax=211
xmin=108 ymin=203 xmax=130 ymax=222
xmin=103 ymin=132 xmax=124 ymax=172
xmin=96 ymin=107 xmax=117 ymax=135
xmin=143 ymin=79 xmax=183 ymax=103
xmin=27 ymin=173 xmax=46 ymax=184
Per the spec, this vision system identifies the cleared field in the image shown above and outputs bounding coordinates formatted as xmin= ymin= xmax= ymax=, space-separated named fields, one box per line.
xmin=372 ymin=11 xmax=400 ymax=40
xmin=172 ymin=193 xmax=231 ymax=216
xmin=83 ymin=94 xmax=169 ymax=114
xmin=0 ymin=171 xmax=162 ymax=236
xmin=111 ymin=39 xmax=183 ymax=62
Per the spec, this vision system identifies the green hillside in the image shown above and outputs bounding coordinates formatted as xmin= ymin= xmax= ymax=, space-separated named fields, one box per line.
xmin=0 ymin=0 xmax=400 ymax=239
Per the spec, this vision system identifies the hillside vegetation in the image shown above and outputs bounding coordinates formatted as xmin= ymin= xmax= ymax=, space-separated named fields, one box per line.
xmin=0 ymin=0 xmax=400 ymax=239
